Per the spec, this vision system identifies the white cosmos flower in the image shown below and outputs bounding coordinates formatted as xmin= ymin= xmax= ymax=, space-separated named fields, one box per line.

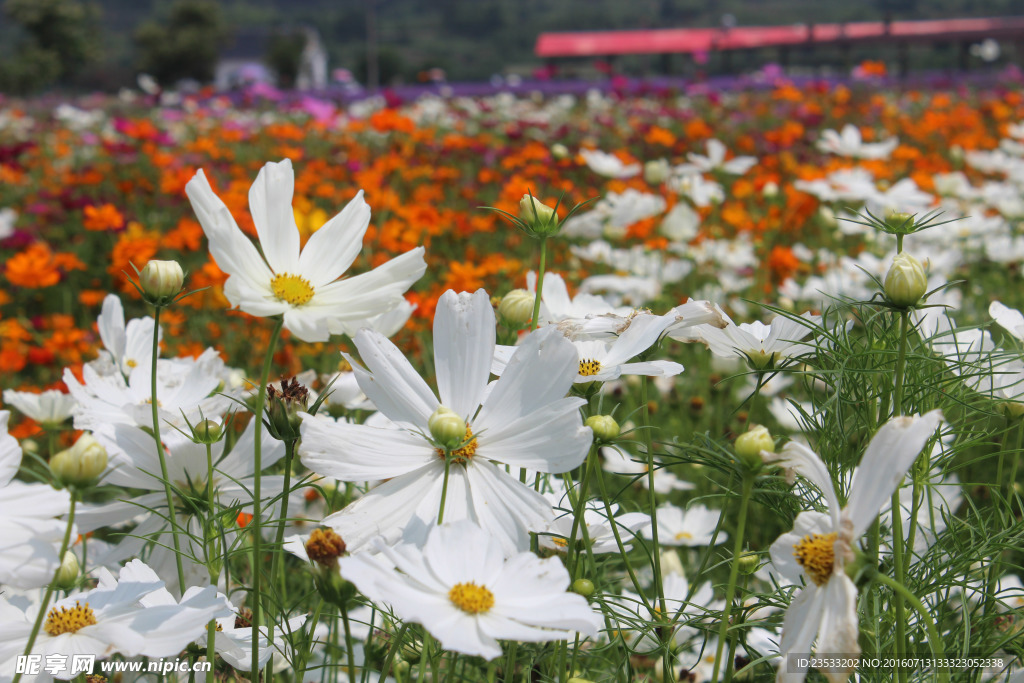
xmin=675 ymin=311 xmax=820 ymax=370
xmin=0 ymin=411 xmax=72 ymax=589
xmin=990 ymin=301 xmax=1024 ymax=341
xmin=764 ymin=410 xmax=943 ymax=683
xmin=95 ymin=294 xmax=158 ymax=376
xmin=338 ymin=520 xmax=601 ymax=660
xmin=679 ymin=139 xmax=757 ymax=175
xmin=579 ymin=149 xmax=640 ymax=178
xmin=0 ymin=559 xmax=229 ymax=678
xmin=643 ymin=503 xmax=724 ymax=547
xmin=185 ymin=159 xmax=426 ymax=342
xmin=1 ymin=389 xmax=76 ymax=428
xmin=816 ymin=124 xmax=898 ymax=160
xmin=494 ymin=310 xmax=686 ymax=383
xmin=299 ymin=289 xmax=592 ymax=555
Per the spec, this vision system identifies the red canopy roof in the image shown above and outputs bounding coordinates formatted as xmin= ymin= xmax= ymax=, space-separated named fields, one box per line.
xmin=536 ymin=16 xmax=1024 ymax=58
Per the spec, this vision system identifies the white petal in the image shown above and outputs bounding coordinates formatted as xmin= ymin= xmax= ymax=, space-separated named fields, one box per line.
xmin=845 ymin=410 xmax=943 ymax=537
xmin=298 ymin=415 xmax=437 ymax=480
xmin=434 ymin=290 xmax=495 ymax=420
xmin=477 ymin=399 xmax=590 ymax=473
xmin=775 ymin=586 xmax=826 ymax=683
xmin=763 ymin=442 xmax=841 ymax=528
xmin=297 ymin=190 xmax=371 ymax=287
xmin=816 ymin=575 xmax=860 ymax=683
xmin=248 ymin=159 xmax=301 ymax=275
xmin=351 ymin=329 xmax=438 ymax=430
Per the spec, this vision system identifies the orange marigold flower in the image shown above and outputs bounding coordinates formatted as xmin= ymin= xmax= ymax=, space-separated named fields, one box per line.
xmin=83 ymin=204 xmax=125 ymax=232
xmin=5 ymin=243 xmax=62 ymax=288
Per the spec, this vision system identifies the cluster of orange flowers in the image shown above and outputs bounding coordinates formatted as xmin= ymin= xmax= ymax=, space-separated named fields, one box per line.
xmin=0 ymin=82 xmax=1020 ymax=438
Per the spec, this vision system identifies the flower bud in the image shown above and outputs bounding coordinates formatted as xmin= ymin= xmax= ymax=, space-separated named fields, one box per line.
xmin=762 ymin=181 xmax=779 ymax=198
xmin=192 ymin=419 xmax=223 ymax=444
xmin=50 ymin=433 xmax=108 ymax=487
xmin=737 ymin=551 xmax=760 ymax=575
xmin=497 ymin=289 xmax=534 ymax=327
xmin=551 ymin=143 xmax=570 ymax=160
xmin=884 ymin=252 xmax=928 ymax=308
xmin=518 ymin=194 xmax=559 ymax=237
xmin=585 ymin=415 xmax=620 ymax=442
xmin=139 ymin=259 xmax=184 ymax=301
xmin=266 ymin=377 xmax=309 ymax=441
xmin=643 ymin=159 xmax=670 ymax=185
xmin=55 ymin=551 xmax=79 ymax=590
xmin=884 ymin=209 xmax=915 ymax=233
xmin=429 ymin=406 xmax=467 ymax=448
xmin=571 ymin=578 xmax=595 ymax=597
xmin=735 ymin=425 xmax=773 ymax=470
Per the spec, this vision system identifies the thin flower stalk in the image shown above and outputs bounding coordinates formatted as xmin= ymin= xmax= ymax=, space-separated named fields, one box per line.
xmin=710 ymin=471 xmax=754 ymax=683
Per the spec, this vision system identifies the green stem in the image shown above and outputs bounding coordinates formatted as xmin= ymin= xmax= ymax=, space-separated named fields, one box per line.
xmin=205 ymin=619 xmax=217 ymax=683
xmin=711 ymin=473 xmax=754 ymax=683
xmin=503 ymin=640 xmax=518 ymax=683
xmin=14 ymin=496 xmax=77 ymax=683
xmin=151 ymin=306 xmax=187 ymax=595
xmin=438 ymin=455 xmax=452 ymax=524
xmin=890 ymin=308 xmax=911 ymax=683
xmin=530 ymin=237 xmax=548 ymax=332
xmin=639 ymin=377 xmax=670 ymax=682
xmin=872 ymin=572 xmax=949 ymax=683
xmin=266 ymin=438 xmax=297 ymax=676
xmin=250 ymin=316 xmax=285 ymax=680
xmin=379 ymin=624 xmax=410 ymax=682
xmin=296 ymin=598 xmax=323 ymax=679
xmin=565 ymin=445 xmax=596 ymax=578
xmin=342 ymin=605 xmax=358 ymax=683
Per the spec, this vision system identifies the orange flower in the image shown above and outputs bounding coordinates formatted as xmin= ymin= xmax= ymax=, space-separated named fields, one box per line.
xmin=83 ymin=203 xmax=125 ymax=231
xmin=5 ymin=243 xmax=62 ymax=288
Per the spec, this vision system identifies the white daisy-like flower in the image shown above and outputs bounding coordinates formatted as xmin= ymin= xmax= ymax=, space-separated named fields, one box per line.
xmin=1 ymin=389 xmax=76 ymax=428
xmin=0 ymin=411 xmax=72 ymax=589
xmin=816 ymin=124 xmax=898 ymax=160
xmin=338 ymin=520 xmax=601 ymax=660
xmin=644 ymin=503 xmax=724 ymax=547
xmin=674 ymin=311 xmax=820 ymax=370
xmin=299 ymin=289 xmax=592 ymax=555
xmin=94 ymin=294 xmax=159 ymax=377
xmin=765 ymin=410 xmax=943 ymax=683
xmin=0 ymin=559 xmax=229 ymax=678
xmin=185 ymin=158 xmax=427 ymax=342
xmin=679 ymin=139 xmax=757 ymax=175
xmin=601 ymin=445 xmax=695 ymax=494
xmin=579 ymin=148 xmax=640 ymax=178
xmin=494 ymin=310 xmax=685 ymax=383
xmin=668 ymin=172 xmax=725 ymax=207
xmin=990 ymin=301 xmax=1024 ymax=341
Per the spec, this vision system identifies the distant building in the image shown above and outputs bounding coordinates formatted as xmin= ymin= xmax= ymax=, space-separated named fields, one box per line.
xmin=215 ymin=27 xmax=328 ymax=90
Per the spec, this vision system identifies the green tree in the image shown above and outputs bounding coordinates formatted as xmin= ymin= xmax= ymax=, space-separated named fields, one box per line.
xmin=135 ymin=0 xmax=228 ymax=86
xmin=0 ymin=0 xmax=98 ymax=92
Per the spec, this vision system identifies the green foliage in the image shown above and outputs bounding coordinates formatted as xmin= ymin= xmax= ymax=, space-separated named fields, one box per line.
xmin=266 ymin=30 xmax=306 ymax=88
xmin=0 ymin=0 xmax=98 ymax=93
xmin=134 ymin=0 xmax=228 ymax=86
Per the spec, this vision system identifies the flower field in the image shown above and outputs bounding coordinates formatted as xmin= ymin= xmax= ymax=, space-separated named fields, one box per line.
xmin=1 ymin=77 xmax=1023 ymax=682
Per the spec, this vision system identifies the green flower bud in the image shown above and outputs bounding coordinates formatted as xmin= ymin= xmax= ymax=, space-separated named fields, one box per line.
xmin=519 ymin=194 xmax=559 ymax=237
xmin=50 ymin=433 xmax=108 ymax=487
xmin=192 ymin=419 xmax=223 ymax=444
xmin=429 ymin=406 xmax=467 ymax=448
xmin=585 ymin=415 xmax=620 ymax=442
xmin=394 ymin=660 xmax=411 ymax=678
xmin=139 ymin=259 xmax=184 ymax=302
xmin=55 ymin=551 xmax=79 ymax=590
xmin=735 ymin=424 xmax=773 ymax=470
xmin=571 ymin=578 xmax=595 ymax=597
xmin=551 ymin=143 xmax=570 ymax=160
xmin=643 ymin=159 xmax=670 ymax=185
xmin=884 ymin=209 xmax=915 ymax=233
xmin=737 ymin=551 xmax=760 ymax=575
xmin=497 ymin=289 xmax=534 ymax=327
xmin=884 ymin=252 xmax=928 ymax=308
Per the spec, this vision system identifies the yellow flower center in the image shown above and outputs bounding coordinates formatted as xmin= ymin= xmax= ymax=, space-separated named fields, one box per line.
xmin=579 ymin=359 xmax=602 ymax=377
xmin=449 ymin=582 xmax=495 ymax=614
xmin=337 ymin=358 xmax=353 ymax=373
xmin=551 ymin=536 xmax=568 ymax=548
xmin=45 ymin=601 xmax=97 ymax=636
xmin=436 ymin=425 xmax=478 ymax=463
xmin=674 ymin=531 xmax=694 ymax=542
xmin=793 ymin=532 xmax=838 ymax=586
xmin=126 ymin=359 xmax=137 ymax=368
xmin=271 ymin=273 xmax=315 ymax=306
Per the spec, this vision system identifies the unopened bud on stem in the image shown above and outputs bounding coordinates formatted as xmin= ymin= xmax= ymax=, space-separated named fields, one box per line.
xmin=139 ymin=259 xmax=184 ymax=302
xmin=884 ymin=252 xmax=927 ymax=308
